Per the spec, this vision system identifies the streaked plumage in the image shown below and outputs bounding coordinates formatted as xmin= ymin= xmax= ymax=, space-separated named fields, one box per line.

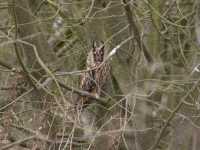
xmin=78 ymin=41 xmax=110 ymax=107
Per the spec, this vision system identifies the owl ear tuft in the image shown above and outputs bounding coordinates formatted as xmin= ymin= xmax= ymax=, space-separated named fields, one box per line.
xmin=92 ymin=41 xmax=97 ymax=49
xmin=100 ymin=41 xmax=105 ymax=50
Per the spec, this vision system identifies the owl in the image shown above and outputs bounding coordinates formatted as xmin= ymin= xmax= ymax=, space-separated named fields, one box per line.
xmin=78 ymin=41 xmax=110 ymax=108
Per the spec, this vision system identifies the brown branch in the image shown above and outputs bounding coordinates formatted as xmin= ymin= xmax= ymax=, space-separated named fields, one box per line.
xmin=0 ymin=87 xmax=20 ymax=90
xmin=57 ymin=37 xmax=78 ymax=57
xmin=10 ymin=124 xmax=87 ymax=146
xmin=9 ymin=0 xmax=37 ymax=89
xmin=122 ymin=0 xmax=153 ymax=63
xmin=0 ymin=4 xmax=14 ymax=9
xmin=0 ymin=135 xmax=35 ymax=150
xmin=58 ymin=81 xmax=107 ymax=106
xmin=0 ymin=51 xmax=106 ymax=107
xmin=149 ymin=79 xmax=200 ymax=150
xmin=34 ymin=0 xmax=47 ymax=14
xmin=0 ymin=59 xmax=13 ymax=70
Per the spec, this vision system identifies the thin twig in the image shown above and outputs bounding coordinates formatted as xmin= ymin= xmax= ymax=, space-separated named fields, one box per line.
xmin=34 ymin=0 xmax=47 ymax=14
xmin=0 ymin=135 xmax=36 ymax=150
xmin=58 ymin=81 xmax=107 ymax=106
xmin=11 ymin=124 xmax=87 ymax=145
xmin=122 ymin=0 xmax=153 ymax=63
xmin=0 ymin=88 xmax=33 ymax=111
xmin=85 ymin=0 xmax=95 ymax=20
xmin=9 ymin=0 xmax=37 ymax=89
xmin=0 ymin=59 xmax=13 ymax=70
xmin=17 ymin=39 xmax=67 ymax=114
xmin=149 ymin=79 xmax=200 ymax=150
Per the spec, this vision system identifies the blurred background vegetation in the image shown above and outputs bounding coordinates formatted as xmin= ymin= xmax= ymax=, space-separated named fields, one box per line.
xmin=0 ymin=0 xmax=200 ymax=149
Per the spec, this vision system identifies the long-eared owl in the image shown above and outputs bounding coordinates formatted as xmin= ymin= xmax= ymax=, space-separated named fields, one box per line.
xmin=78 ymin=41 xmax=110 ymax=107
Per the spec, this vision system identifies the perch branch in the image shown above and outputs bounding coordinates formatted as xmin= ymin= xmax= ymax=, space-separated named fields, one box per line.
xmin=58 ymin=81 xmax=107 ymax=106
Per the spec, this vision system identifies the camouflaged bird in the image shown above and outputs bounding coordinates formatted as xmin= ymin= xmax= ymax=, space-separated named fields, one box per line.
xmin=78 ymin=41 xmax=110 ymax=108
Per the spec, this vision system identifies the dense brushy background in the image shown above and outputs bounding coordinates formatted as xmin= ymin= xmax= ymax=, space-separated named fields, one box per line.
xmin=0 ymin=0 xmax=200 ymax=150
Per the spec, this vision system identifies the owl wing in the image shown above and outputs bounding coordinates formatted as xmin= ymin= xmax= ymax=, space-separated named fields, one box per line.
xmin=95 ymin=62 xmax=110 ymax=94
xmin=77 ymin=69 xmax=97 ymax=107
xmin=80 ymin=70 xmax=96 ymax=92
